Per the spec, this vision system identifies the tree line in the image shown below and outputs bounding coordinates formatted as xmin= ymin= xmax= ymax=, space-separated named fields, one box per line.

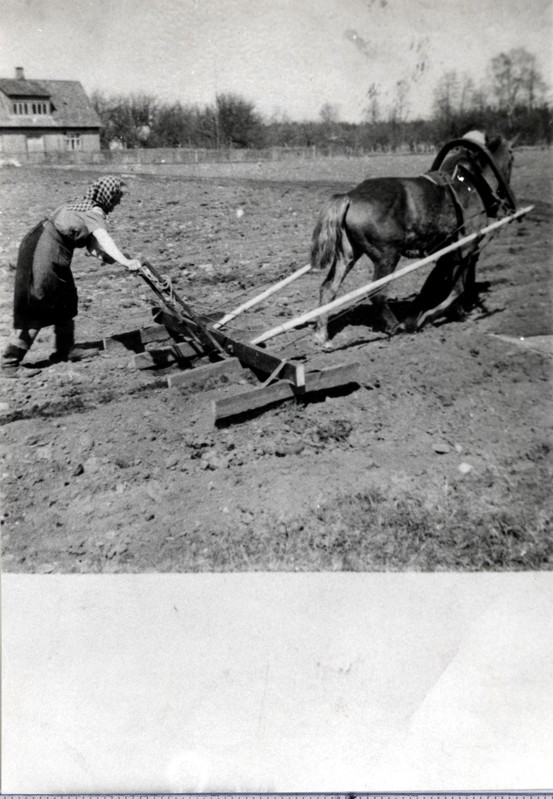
xmin=91 ymin=47 xmax=551 ymax=151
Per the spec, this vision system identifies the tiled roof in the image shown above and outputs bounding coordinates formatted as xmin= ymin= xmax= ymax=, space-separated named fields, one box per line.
xmin=0 ymin=78 xmax=101 ymax=128
xmin=0 ymin=78 xmax=50 ymax=97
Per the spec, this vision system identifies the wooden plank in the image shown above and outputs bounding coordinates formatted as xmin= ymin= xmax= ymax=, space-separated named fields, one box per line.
xmin=251 ymin=205 xmax=535 ymax=345
xmin=213 ymin=380 xmax=295 ymax=421
xmin=213 ymin=361 xmax=361 ymax=422
xmin=103 ymin=329 xmax=144 ymax=353
xmin=139 ymin=324 xmax=172 ymax=345
xmin=167 ymin=357 xmax=244 ymax=389
xmin=134 ymin=341 xmax=200 ymax=369
xmin=103 ymin=325 xmax=170 ymax=352
xmin=303 ymin=361 xmax=361 ymax=393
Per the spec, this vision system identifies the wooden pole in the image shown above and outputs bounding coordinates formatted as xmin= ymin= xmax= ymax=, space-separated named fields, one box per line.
xmin=250 ymin=206 xmax=534 ymax=345
xmin=213 ymin=263 xmax=311 ymax=328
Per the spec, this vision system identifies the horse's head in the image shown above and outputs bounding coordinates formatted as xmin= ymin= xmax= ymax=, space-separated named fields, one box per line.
xmin=459 ymin=130 xmax=514 ymax=187
xmin=485 ymin=134 xmax=515 ymax=187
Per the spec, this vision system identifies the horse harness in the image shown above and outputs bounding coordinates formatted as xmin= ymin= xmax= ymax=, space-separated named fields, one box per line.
xmin=422 ymin=169 xmax=467 ymax=237
xmin=422 ymin=137 xmax=516 ymax=244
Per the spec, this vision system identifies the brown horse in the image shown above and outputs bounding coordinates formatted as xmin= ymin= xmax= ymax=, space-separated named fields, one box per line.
xmin=310 ymin=132 xmax=515 ymax=346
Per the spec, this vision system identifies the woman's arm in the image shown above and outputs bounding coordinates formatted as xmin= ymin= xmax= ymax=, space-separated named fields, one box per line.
xmin=89 ymin=228 xmax=141 ymax=271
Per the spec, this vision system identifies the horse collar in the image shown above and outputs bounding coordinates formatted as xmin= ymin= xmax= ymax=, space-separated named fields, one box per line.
xmin=431 ymin=137 xmax=516 ymax=213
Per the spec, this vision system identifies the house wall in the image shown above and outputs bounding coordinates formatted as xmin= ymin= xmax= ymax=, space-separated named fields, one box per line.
xmin=1 ymin=133 xmax=27 ymax=152
xmin=0 ymin=129 xmax=100 ymax=153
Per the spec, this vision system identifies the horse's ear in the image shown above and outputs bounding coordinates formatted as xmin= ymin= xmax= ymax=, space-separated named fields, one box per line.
xmin=509 ymin=133 xmax=520 ymax=148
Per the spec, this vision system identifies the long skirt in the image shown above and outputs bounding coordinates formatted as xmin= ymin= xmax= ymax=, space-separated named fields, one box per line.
xmin=13 ymin=220 xmax=77 ymax=329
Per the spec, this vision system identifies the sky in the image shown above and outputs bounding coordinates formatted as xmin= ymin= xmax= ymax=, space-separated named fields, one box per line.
xmin=1 ymin=0 xmax=551 ymax=122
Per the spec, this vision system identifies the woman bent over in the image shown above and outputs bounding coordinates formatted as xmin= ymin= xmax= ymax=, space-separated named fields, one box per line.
xmin=1 ymin=175 xmax=141 ymax=377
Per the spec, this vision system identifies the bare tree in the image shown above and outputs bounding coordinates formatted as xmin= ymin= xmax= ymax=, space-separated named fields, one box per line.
xmin=458 ymin=73 xmax=477 ymax=114
xmin=388 ymin=79 xmax=410 ymax=123
xmin=90 ymin=91 xmax=158 ymax=148
xmin=432 ymin=70 xmax=460 ymax=125
xmin=215 ymin=93 xmax=264 ymax=148
xmin=490 ymin=48 xmax=547 ymax=114
xmin=365 ymin=82 xmax=381 ymax=123
xmin=319 ymin=103 xmax=340 ymax=125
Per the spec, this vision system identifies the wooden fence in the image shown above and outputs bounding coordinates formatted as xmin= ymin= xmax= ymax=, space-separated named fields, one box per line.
xmin=1 ymin=142 xmax=436 ymax=168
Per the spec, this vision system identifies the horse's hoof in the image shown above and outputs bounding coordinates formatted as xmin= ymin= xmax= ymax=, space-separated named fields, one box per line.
xmin=413 ymin=311 xmax=431 ymax=330
xmin=402 ymin=317 xmax=418 ymax=333
xmin=384 ymin=322 xmax=405 ymax=337
xmin=447 ymin=307 xmax=469 ymax=322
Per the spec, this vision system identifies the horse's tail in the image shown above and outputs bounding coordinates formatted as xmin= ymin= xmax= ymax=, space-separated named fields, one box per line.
xmin=310 ymin=193 xmax=351 ymax=273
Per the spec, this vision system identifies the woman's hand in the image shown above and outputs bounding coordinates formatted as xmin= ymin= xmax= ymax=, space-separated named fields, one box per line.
xmin=126 ymin=259 xmax=142 ymax=272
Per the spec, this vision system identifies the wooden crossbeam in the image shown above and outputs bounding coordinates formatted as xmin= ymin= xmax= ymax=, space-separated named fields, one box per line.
xmin=103 ymin=324 xmax=172 ymax=353
xmin=213 ymin=362 xmax=360 ymax=423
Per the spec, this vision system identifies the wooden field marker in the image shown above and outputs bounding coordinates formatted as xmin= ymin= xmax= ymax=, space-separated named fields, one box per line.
xmin=108 ymin=258 xmax=364 ymax=423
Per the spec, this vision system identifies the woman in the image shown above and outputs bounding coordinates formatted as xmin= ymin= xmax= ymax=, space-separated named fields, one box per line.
xmin=1 ymin=175 xmax=141 ymax=376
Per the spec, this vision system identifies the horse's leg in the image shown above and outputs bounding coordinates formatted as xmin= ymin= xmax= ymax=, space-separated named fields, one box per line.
xmin=370 ymin=251 xmax=403 ymax=335
xmin=459 ymin=252 xmax=479 ymax=311
xmin=413 ymin=252 xmax=474 ymax=329
xmin=314 ymin=236 xmax=356 ymax=347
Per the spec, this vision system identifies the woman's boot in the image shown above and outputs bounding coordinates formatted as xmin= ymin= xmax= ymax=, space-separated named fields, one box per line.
xmin=1 ymin=342 xmax=28 ymax=377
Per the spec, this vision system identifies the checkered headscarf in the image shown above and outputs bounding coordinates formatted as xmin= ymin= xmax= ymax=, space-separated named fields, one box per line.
xmin=66 ymin=176 xmax=125 ymax=214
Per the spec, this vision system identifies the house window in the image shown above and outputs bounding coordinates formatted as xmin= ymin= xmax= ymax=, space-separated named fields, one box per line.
xmin=13 ymin=100 xmax=50 ymax=114
xmin=65 ymin=133 xmax=82 ymax=150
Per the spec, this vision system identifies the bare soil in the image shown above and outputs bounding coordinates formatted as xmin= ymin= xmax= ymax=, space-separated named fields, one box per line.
xmin=1 ymin=149 xmax=551 ymax=572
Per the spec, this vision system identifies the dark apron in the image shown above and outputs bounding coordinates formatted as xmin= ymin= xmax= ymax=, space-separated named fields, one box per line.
xmin=13 ymin=219 xmax=78 ymax=329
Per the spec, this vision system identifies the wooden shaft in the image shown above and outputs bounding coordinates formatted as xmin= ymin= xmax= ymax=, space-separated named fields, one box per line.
xmin=213 ymin=263 xmax=311 ymax=328
xmin=251 ymin=205 xmax=534 ymax=345
xmin=137 ymin=260 xmax=227 ymax=355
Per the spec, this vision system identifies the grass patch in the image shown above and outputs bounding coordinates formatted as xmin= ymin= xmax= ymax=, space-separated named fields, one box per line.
xmin=165 ymin=481 xmax=552 ymax=572
xmin=284 ymin=488 xmax=553 ymax=571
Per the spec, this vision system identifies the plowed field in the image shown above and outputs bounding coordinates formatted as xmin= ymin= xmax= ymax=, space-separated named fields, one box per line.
xmin=1 ymin=148 xmax=551 ymax=572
